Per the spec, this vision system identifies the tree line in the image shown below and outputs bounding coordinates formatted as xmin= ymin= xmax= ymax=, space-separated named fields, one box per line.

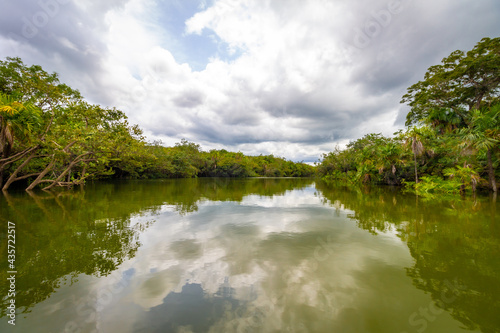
xmin=0 ymin=57 xmax=314 ymax=191
xmin=317 ymin=37 xmax=499 ymax=194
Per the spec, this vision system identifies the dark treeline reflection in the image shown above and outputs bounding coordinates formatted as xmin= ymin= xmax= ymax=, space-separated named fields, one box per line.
xmin=0 ymin=178 xmax=314 ymax=316
xmin=81 ymin=177 xmax=314 ymax=215
xmin=316 ymin=181 xmax=500 ymax=333
xmin=0 ymin=190 xmax=151 ymax=317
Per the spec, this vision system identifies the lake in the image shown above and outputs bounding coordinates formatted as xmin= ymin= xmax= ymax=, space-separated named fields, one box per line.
xmin=0 ymin=178 xmax=498 ymax=333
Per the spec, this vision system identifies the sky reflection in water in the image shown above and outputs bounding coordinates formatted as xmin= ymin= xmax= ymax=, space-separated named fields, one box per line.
xmin=0 ymin=178 xmax=497 ymax=333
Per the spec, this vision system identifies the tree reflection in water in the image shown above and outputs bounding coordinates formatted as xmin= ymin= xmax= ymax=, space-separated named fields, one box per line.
xmin=316 ymin=181 xmax=500 ymax=333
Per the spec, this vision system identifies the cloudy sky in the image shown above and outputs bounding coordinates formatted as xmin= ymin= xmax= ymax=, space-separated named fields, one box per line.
xmin=1 ymin=0 xmax=499 ymax=162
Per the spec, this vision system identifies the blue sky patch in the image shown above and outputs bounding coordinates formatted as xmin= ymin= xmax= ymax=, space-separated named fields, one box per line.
xmin=153 ymin=0 xmax=242 ymax=71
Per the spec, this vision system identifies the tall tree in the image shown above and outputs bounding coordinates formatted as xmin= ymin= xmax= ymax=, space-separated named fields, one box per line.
xmin=0 ymin=57 xmax=81 ymax=190
xmin=404 ymin=127 xmax=426 ymax=183
xmin=402 ymin=37 xmax=500 ymax=127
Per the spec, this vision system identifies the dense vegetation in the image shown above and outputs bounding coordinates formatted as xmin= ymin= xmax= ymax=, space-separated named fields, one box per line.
xmin=317 ymin=37 xmax=499 ymax=194
xmin=0 ymin=58 xmax=314 ymax=191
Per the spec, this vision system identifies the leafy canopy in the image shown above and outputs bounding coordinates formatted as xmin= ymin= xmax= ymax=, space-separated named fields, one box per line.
xmin=402 ymin=37 xmax=500 ymax=127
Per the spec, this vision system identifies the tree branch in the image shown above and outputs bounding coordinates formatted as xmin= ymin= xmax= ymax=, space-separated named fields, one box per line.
xmin=26 ymin=155 xmax=56 ymax=191
xmin=42 ymin=152 xmax=92 ymax=190
xmin=2 ymin=150 xmax=38 ymax=191
xmin=0 ymin=145 xmax=39 ymax=165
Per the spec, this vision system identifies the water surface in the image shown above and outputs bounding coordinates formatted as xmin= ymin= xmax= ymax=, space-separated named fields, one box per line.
xmin=0 ymin=178 xmax=498 ymax=333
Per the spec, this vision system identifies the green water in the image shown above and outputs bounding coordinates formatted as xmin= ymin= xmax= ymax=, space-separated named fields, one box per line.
xmin=0 ymin=178 xmax=498 ymax=333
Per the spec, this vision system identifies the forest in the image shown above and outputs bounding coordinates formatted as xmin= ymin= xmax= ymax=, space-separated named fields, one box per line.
xmin=0 ymin=57 xmax=314 ymax=191
xmin=317 ymin=37 xmax=499 ymax=194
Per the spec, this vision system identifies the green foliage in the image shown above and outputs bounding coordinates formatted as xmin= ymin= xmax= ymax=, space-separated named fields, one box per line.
xmin=403 ymin=175 xmax=463 ymax=196
xmin=138 ymin=144 xmax=314 ymax=179
xmin=459 ymin=105 xmax=500 ymax=152
xmin=402 ymin=37 xmax=500 ymax=127
xmin=317 ymin=133 xmax=407 ymax=185
xmin=0 ymin=93 xmax=42 ymax=155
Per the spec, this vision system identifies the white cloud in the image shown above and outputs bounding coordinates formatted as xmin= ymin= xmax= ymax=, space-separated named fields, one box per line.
xmin=88 ymin=0 xmax=364 ymax=160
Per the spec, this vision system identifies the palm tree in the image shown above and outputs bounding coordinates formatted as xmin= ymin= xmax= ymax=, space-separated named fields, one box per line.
xmin=0 ymin=93 xmax=41 ymax=156
xmin=373 ymin=140 xmax=403 ymax=185
xmin=459 ymin=106 xmax=499 ymax=192
xmin=0 ymin=93 xmax=41 ymax=186
xmin=404 ymin=126 xmax=427 ymax=183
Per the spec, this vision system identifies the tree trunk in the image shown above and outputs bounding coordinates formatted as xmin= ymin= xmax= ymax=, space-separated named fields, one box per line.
xmin=487 ymin=149 xmax=497 ymax=192
xmin=26 ymin=157 xmax=55 ymax=191
xmin=42 ymin=153 xmax=92 ymax=190
xmin=2 ymin=151 xmax=37 ymax=191
xmin=413 ymin=151 xmax=418 ymax=183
